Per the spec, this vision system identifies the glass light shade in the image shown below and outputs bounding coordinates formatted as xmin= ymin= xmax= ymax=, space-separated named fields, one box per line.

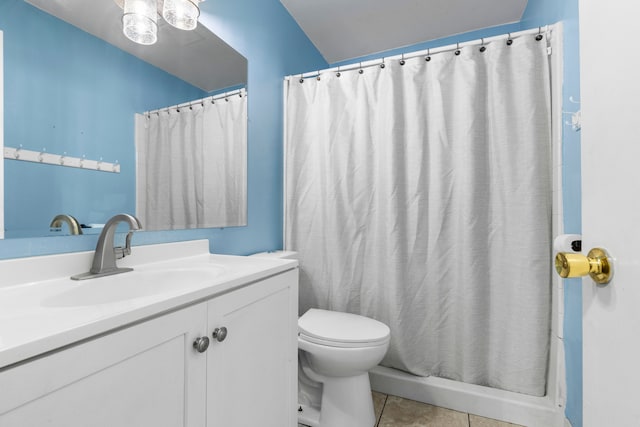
xmin=162 ymin=0 xmax=200 ymax=31
xmin=123 ymin=0 xmax=158 ymax=45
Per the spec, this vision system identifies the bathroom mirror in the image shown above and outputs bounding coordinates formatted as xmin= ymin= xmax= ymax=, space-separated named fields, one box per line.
xmin=0 ymin=0 xmax=248 ymax=237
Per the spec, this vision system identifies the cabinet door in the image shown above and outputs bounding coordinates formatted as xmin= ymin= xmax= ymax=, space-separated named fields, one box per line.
xmin=0 ymin=303 xmax=208 ymax=427
xmin=206 ymin=269 xmax=298 ymax=427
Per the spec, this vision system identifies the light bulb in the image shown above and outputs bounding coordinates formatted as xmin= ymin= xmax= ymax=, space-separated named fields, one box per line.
xmin=162 ymin=0 xmax=200 ymax=31
xmin=123 ymin=0 xmax=158 ymax=45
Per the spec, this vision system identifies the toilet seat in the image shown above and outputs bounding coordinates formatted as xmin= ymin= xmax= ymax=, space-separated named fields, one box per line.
xmin=299 ymin=309 xmax=390 ymax=348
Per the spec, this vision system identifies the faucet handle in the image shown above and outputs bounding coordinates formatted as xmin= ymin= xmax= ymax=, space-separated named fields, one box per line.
xmin=114 ymin=231 xmax=135 ymax=259
xmin=124 ymin=230 xmax=135 ymax=254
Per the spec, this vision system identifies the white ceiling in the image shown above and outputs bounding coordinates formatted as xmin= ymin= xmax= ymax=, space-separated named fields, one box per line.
xmin=25 ymin=0 xmax=247 ymax=92
xmin=279 ymin=0 xmax=529 ymax=63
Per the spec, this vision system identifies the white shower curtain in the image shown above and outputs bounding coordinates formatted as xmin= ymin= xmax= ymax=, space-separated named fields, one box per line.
xmin=136 ymin=93 xmax=247 ymax=230
xmin=285 ymin=33 xmax=553 ymax=396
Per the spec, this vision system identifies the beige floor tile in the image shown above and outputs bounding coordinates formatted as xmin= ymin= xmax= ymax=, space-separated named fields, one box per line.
xmin=373 ymin=391 xmax=388 ymax=424
xmin=469 ymin=414 xmax=523 ymax=427
xmin=378 ymin=395 xmax=469 ymax=427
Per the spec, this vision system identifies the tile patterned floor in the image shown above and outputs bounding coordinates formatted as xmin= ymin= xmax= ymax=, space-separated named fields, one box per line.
xmin=299 ymin=391 xmax=524 ymax=427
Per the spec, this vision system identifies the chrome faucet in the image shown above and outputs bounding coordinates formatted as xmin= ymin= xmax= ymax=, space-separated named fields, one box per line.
xmin=50 ymin=214 xmax=83 ymax=235
xmin=71 ymin=214 xmax=142 ymax=280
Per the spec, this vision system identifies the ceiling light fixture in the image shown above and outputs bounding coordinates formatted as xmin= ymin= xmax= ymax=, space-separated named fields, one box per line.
xmin=116 ymin=0 xmax=202 ymax=45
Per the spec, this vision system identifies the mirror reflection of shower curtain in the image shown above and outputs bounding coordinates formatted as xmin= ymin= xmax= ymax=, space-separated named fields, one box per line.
xmin=135 ymin=94 xmax=247 ymax=230
xmin=285 ymin=33 xmax=555 ymax=396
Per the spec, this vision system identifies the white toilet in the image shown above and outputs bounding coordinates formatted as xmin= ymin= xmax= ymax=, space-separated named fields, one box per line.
xmin=250 ymin=251 xmax=391 ymax=427
xmin=298 ymin=308 xmax=390 ymax=427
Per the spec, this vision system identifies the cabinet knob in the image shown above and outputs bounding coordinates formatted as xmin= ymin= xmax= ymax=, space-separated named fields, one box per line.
xmin=193 ymin=336 xmax=210 ymax=353
xmin=212 ymin=327 xmax=228 ymax=342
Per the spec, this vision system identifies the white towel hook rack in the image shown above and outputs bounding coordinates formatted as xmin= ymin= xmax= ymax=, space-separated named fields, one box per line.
xmin=3 ymin=146 xmax=120 ymax=173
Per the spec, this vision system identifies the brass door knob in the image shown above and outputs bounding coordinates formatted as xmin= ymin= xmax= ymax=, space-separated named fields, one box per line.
xmin=555 ymin=248 xmax=612 ymax=284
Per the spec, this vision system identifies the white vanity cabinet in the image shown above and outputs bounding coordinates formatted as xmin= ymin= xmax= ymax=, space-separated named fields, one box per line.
xmin=206 ymin=269 xmax=298 ymax=427
xmin=0 ymin=268 xmax=298 ymax=427
xmin=0 ymin=303 xmax=209 ymax=427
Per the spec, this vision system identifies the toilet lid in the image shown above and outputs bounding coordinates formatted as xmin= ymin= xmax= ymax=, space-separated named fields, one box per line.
xmin=298 ymin=309 xmax=390 ymax=346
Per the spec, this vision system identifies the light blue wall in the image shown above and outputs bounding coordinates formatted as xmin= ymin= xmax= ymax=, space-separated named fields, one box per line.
xmin=558 ymin=5 xmax=582 ymax=427
xmin=329 ymin=2 xmax=583 ymax=426
xmin=524 ymin=2 xmax=583 ymax=426
xmin=0 ymin=0 xmax=327 ymax=257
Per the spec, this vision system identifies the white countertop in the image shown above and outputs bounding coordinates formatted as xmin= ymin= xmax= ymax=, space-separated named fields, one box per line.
xmin=0 ymin=240 xmax=297 ymax=369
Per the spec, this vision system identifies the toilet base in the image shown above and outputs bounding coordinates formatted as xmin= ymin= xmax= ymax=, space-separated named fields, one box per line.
xmin=314 ymin=373 xmax=376 ymax=427
xmin=297 ymin=404 xmax=320 ymax=427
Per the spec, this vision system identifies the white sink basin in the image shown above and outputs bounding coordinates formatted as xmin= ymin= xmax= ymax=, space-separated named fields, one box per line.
xmin=42 ymin=267 xmax=223 ymax=307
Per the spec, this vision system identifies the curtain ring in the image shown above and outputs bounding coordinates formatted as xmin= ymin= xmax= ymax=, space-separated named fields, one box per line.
xmin=455 ymin=42 xmax=461 ymax=56
xmin=399 ymin=54 xmax=405 ymax=66
xmin=536 ymin=27 xmax=544 ymax=41
xmin=425 ymin=48 xmax=431 ymax=62
xmin=479 ymin=38 xmax=486 ymax=53
xmin=317 ymin=71 xmax=321 ymax=81
xmin=299 ymin=73 xmax=304 ymax=83
xmin=336 ymin=66 xmax=341 ymax=77
xmin=380 ymin=58 xmax=385 ymax=69
xmin=506 ymin=33 xmax=513 ymax=45
xmin=359 ymin=62 xmax=364 ymax=74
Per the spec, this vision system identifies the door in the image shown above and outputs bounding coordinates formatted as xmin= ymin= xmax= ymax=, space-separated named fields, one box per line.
xmin=580 ymin=1 xmax=640 ymax=425
xmin=206 ymin=270 xmax=298 ymax=427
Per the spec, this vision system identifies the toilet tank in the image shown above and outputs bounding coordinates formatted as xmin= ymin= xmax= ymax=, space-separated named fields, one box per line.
xmin=250 ymin=251 xmax=298 ymax=260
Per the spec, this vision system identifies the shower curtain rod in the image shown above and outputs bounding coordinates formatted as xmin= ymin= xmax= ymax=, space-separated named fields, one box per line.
xmin=286 ymin=25 xmax=551 ymax=80
xmin=143 ymin=87 xmax=247 ymax=116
